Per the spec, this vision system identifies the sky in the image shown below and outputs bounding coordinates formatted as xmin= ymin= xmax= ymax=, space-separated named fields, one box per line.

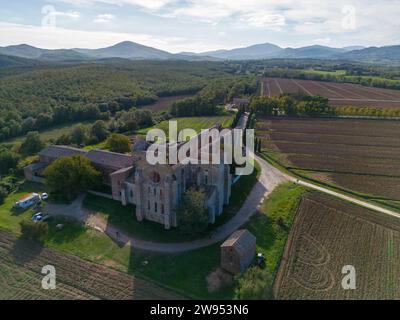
xmin=0 ymin=0 xmax=399 ymax=53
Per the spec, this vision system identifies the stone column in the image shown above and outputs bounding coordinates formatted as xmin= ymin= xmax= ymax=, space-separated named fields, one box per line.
xmin=163 ymin=176 xmax=171 ymax=230
xmin=121 ymin=188 xmax=127 ymax=206
xmin=135 ymin=169 xmax=144 ymax=222
xmin=224 ymin=164 xmax=232 ymax=205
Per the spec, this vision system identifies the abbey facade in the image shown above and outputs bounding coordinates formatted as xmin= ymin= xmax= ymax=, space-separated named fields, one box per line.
xmin=25 ymin=143 xmax=232 ymax=230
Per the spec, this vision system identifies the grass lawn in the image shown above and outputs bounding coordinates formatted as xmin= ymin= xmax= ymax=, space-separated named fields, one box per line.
xmin=83 ymin=193 xmax=194 ymax=242
xmin=211 ymin=161 xmax=261 ymax=229
xmin=45 ymin=218 xmax=231 ymax=299
xmin=137 ymin=115 xmax=234 ymax=138
xmin=82 ymin=140 xmax=107 ymax=151
xmin=304 ymin=69 xmax=347 ymax=76
xmin=0 ymin=120 xmax=97 ymax=150
xmin=0 ymin=181 xmax=46 ymax=234
xmin=244 ymin=183 xmax=306 ymax=287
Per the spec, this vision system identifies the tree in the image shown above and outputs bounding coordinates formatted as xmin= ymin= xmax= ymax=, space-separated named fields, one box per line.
xmin=0 ymin=149 xmax=20 ymax=176
xmin=177 ymin=187 xmax=209 ymax=235
xmin=250 ymin=97 xmax=278 ymax=116
xmin=0 ymin=186 xmax=8 ymax=204
xmin=70 ymin=124 xmax=87 ymax=146
xmin=55 ymin=133 xmax=71 ymax=145
xmin=44 ymin=154 xmax=101 ymax=200
xmin=20 ymin=220 xmax=49 ymax=242
xmin=278 ymin=95 xmax=296 ymax=115
xmin=234 ymin=267 xmax=273 ymax=300
xmin=21 ymin=117 xmax=37 ymax=133
xmin=90 ymin=120 xmax=109 ymax=141
xmin=105 ymin=133 xmax=131 ymax=153
xmin=108 ymin=101 xmax=120 ymax=114
xmin=19 ymin=131 xmax=44 ymax=156
xmin=36 ymin=113 xmax=53 ymax=129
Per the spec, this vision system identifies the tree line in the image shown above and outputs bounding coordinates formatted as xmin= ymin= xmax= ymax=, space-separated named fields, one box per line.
xmin=251 ymin=93 xmax=400 ymax=118
xmin=251 ymin=94 xmax=332 ymax=117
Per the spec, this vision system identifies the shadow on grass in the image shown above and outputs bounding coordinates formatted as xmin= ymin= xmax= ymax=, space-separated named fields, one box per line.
xmin=127 ymin=243 xmax=233 ymax=300
xmin=246 ymin=212 xmax=277 ymax=251
xmin=11 ymin=236 xmax=44 ymax=264
xmin=10 ymin=207 xmax=30 ymax=216
xmin=45 ymin=218 xmax=86 ymax=244
xmin=83 ymin=193 xmax=207 ymax=243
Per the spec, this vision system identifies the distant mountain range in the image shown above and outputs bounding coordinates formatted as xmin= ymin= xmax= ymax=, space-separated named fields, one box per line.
xmin=0 ymin=41 xmax=400 ymax=64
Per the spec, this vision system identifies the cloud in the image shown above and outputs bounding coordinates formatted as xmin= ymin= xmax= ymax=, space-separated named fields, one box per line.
xmin=54 ymin=0 xmax=176 ymax=10
xmin=94 ymin=13 xmax=115 ymax=23
xmin=314 ymin=37 xmax=332 ymax=45
xmin=239 ymin=11 xmax=285 ymax=29
xmin=50 ymin=10 xmax=81 ymax=19
xmin=52 ymin=0 xmax=400 ymax=39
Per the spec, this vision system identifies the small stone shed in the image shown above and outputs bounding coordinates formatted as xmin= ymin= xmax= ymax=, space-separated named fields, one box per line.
xmin=220 ymin=229 xmax=256 ymax=275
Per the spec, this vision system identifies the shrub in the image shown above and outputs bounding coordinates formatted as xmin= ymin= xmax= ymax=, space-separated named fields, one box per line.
xmin=234 ymin=267 xmax=273 ymax=300
xmin=105 ymin=133 xmax=131 ymax=153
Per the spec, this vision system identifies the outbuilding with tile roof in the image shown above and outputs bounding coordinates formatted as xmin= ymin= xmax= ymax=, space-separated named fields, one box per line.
xmin=221 ymin=229 xmax=256 ymax=274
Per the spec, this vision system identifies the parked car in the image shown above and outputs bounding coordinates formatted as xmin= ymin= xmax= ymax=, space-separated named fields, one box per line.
xmin=32 ymin=212 xmax=43 ymax=222
xmin=32 ymin=212 xmax=51 ymax=222
xmin=256 ymin=253 xmax=266 ymax=267
xmin=41 ymin=193 xmax=49 ymax=201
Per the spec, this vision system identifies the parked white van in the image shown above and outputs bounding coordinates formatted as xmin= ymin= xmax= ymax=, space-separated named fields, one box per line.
xmin=15 ymin=193 xmax=41 ymax=209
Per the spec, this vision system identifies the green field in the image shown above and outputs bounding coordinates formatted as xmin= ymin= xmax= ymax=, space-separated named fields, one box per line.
xmin=0 ymin=121 xmax=96 ymax=149
xmin=245 ymin=183 xmax=305 ymax=276
xmin=304 ymin=69 xmax=347 ymax=76
xmin=138 ymin=115 xmax=234 ymax=137
xmin=300 ymin=69 xmax=400 ymax=85
xmin=0 ymin=181 xmax=46 ymax=234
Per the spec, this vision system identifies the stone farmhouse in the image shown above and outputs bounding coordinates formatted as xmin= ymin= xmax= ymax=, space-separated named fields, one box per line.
xmin=25 ymin=131 xmax=233 ymax=230
xmin=220 ymin=229 xmax=256 ymax=274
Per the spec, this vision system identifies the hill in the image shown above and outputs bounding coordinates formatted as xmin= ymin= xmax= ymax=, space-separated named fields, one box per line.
xmin=75 ymin=41 xmax=173 ymax=60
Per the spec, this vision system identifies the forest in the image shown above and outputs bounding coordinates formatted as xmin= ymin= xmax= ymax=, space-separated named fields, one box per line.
xmin=0 ymin=60 xmax=242 ymax=141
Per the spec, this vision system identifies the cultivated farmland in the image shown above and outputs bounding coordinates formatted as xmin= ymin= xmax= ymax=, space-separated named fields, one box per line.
xmin=263 ymin=77 xmax=400 ymax=108
xmin=274 ymin=192 xmax=400 ymax=299
xmin=0 ymin=230 xmax=182 ymax=300
xmin=257 ymin=118 xmax=400 ymax=203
